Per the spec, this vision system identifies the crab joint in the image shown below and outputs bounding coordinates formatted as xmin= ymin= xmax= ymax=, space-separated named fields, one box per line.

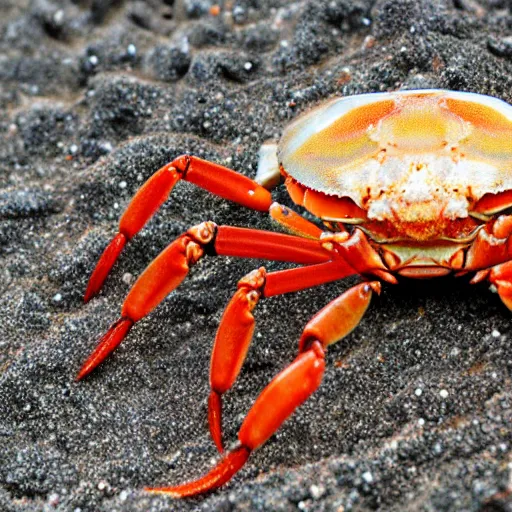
xmin=77 ymin=222 xmax=217 ymax=380
xmin=84 ymin=165 xmax=182 ymax=303
xmin=320 ymin=231 xmax=350 ymax=252
xmin=122 ymin=222 xmax=217 ymax=322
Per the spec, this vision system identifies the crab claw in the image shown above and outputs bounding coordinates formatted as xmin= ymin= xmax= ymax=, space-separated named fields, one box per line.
xmin=145 ymin=445 xmax=250 ymax=498
xmin=76 ymin=317 xmax=133 ymax=380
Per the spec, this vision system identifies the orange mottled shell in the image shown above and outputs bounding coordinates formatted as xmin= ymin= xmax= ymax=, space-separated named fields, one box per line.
xmin=278 ymin=90 xmax=512 ymax=219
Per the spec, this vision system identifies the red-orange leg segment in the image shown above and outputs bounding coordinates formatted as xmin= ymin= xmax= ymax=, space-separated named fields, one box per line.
xmin=208 ymin=259 xmax=356 ymax=452
xmin=84 ymin=164 xmax=180 ymax=302
xmin=84 ymin=156 xmax=273 ymax=302
xmin=208 ymin=268 xmax=266 ymax=453
xmin=214 ymin=226 xmax=331 ymax=264
xmin=77 ymin=225 xmax=335 ymax=380
xmin=488 ymin=260 xmax=512 ymax=311
xmin=298 ymin=281 xmax=381 ymax=352
xmin=149 ymin=281 xmax=379 ymax=498
xmin=464 ymin=217 xmax=512 ymax=272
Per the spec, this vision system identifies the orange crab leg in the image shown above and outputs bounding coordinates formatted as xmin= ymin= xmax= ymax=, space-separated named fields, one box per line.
xmin=263 ymin=260 xmax=355 ymax=297
xmin=473 ymin=190 xmax=512 ymax=216
xmin=148 ymin=343 xmax=325 ymax=498
xmin=298 ymin=281 xmax=381 ymax=352
xmin=149 ymin=281 xmax=378 ymax=498
xmin=84 ymin=156 xmax=273 ymax=302
xmin=77 ymin=221 xmax=215 ymax=380
xmin=214 ymin=226 xmax=330 ymax=263
xmin=208 ymin=268 xmax=266 ymax=453
xmin=77 ymin=224 xmax=333 ymax=380
xmin=208 ymin=259 xmax=357 ymax=452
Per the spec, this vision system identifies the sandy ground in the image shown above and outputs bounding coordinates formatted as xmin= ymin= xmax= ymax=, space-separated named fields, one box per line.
xmin=0 ymin=1 xmax=511 ymax=511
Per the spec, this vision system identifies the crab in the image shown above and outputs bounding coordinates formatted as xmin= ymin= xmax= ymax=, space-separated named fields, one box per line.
xmin=78 ymin=89 xmax=512 ymax=498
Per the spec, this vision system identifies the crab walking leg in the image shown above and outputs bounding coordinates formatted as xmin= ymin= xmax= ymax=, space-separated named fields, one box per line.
xmin=147 ymin=281 xmax=379 ymax=498
xmin=208 ymin=260 xmax=357 ymax=452
xmin=77 ymin=224 xmax=334 ymax=380
xmin=85 ymin=200 xmax=320 ymax=304
xmin=84 ymin=155 xmax=274 ymax=302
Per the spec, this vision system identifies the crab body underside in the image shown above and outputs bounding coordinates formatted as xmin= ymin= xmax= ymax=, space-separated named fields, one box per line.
xmin=79 ymin=89 xmax=512 ymax=497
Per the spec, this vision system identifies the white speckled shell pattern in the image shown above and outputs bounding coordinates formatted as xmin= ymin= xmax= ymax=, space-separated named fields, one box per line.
xmin=278 ymin=90 xmax=512 ymax=222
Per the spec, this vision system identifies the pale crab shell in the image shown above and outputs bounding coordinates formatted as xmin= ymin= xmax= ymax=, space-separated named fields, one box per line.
xmin=278 ymin=89 xmax=512 ymax=224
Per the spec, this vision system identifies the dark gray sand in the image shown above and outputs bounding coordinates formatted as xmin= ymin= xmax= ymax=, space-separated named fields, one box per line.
xmin=1 ymin=1 xmax=511 ymax=511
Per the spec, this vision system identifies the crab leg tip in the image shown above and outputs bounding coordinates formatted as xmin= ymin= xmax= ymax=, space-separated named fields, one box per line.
xmin=145 ymin=445 xmax=251 ymax=498
xmin=84 ymin=233 xmax=127 ymax=303
xmin=76 ymin=317 xmax=134 ymax=380
xmin=208 ymin=390 xmax=224 ymax=453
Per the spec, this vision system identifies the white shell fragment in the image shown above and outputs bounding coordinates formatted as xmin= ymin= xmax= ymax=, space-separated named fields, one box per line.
xmin=255 ymin=141 xmax=280 ymax=190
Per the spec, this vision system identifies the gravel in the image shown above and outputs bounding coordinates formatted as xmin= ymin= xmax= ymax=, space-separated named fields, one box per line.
xmin=0 ymin=1 xmax=511 ymax=511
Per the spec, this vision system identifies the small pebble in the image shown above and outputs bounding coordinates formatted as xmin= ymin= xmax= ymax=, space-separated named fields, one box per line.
xmin=233 ymin=5 xmax=247 ymax=23
xmin=53 ymin=10 xmax=64 ymax=25
xmin=100 ymin=141 xmax=113 ymax=153
xmin=97 ymin=480 xmax=108 ymax=491
xmin=310 ymin=483 xmax=325 ymax=499
xmin=362 ymin=471 xmax=373 ymax=483
xmin=440 ymin=389 xmax=449 ymax=399
xmin=122 ymin=273 xmax=133 ymax=285
xmin=127 ymin=44 xmax=137 ymax=57
xmin=48 ymin=493 xmax=60 ymax=506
